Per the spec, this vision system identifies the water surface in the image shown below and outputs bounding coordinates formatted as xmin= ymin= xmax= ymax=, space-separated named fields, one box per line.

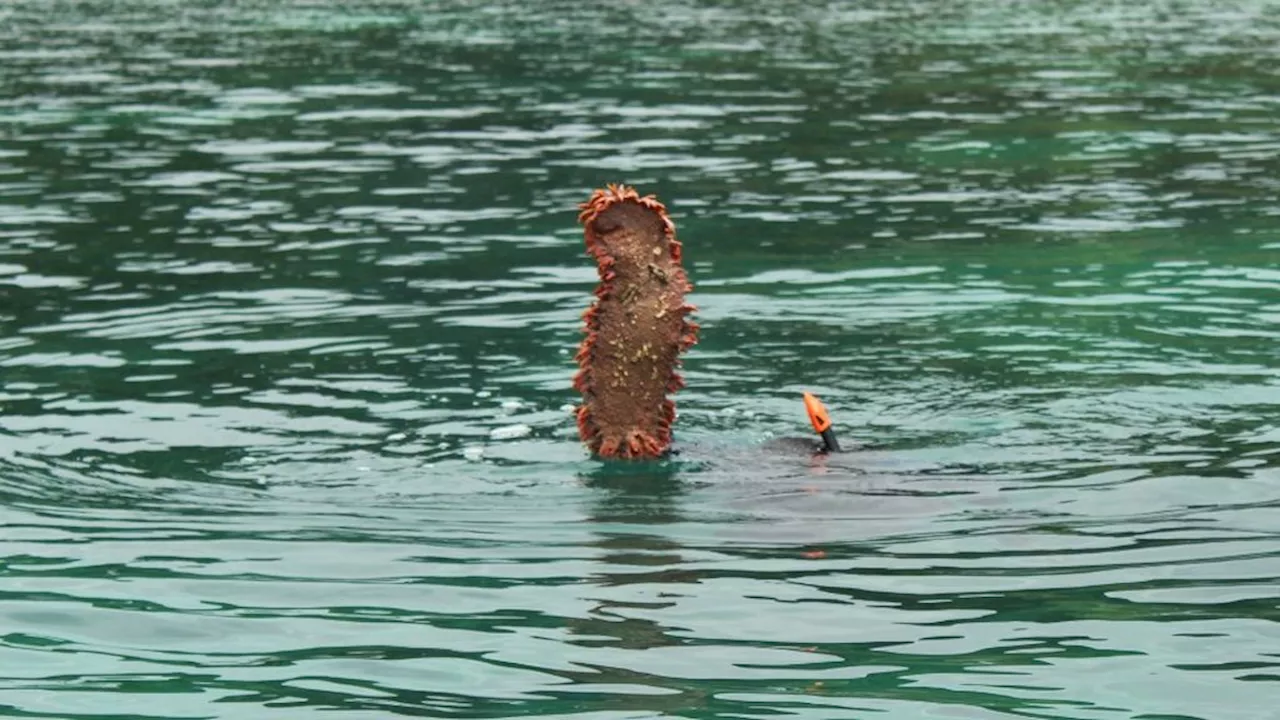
xmin=1 ymin=1 xmax=1278 ymax=718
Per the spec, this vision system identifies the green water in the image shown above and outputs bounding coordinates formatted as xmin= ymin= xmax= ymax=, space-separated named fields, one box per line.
xmin=2 ymin=1 xmax=1278 ymax=718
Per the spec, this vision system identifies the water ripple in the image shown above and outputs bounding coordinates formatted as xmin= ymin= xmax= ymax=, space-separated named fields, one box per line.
xmin=0 ymin=0 xmax=1277 ymax=718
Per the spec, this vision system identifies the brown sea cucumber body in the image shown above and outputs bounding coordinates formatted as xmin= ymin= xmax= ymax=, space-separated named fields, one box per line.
xmin=574 ymin=184 xmax=698 ymax=459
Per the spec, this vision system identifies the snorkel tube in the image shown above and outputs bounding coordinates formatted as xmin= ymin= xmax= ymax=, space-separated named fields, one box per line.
xmin=803 ymin=391 xmax=842 ymax=453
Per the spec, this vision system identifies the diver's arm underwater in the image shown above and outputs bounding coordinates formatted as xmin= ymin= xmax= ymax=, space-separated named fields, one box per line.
xmin=572 ymin=184 xmax=845 ymax=461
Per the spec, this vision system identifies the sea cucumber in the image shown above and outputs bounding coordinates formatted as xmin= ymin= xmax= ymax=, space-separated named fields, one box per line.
xmin=573 ymin=184 xmax=698 ymax=459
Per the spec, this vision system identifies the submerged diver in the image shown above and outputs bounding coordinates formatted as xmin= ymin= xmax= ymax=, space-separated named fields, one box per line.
xmin=572 ymin=184 xmax=842 ymax=460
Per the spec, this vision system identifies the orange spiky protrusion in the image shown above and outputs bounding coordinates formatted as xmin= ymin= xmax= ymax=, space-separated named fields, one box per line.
xmin=574 ymin=184 xmax=698 ymax=460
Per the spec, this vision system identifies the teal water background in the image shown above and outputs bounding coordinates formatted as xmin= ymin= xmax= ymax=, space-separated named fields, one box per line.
xmin=2 ymin=1 xmax=1279 ymax=718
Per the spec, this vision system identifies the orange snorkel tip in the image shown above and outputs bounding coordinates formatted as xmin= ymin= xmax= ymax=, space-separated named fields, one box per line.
xmin=802 ymin=391 xmax=841 ymax=453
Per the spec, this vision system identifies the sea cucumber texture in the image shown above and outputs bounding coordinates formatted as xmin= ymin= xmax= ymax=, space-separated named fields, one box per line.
xmin=574 ymin=184 xmax=698 ymax=459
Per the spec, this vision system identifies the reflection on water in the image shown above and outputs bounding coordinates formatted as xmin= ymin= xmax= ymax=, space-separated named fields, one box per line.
xmin=1 ymin=1 xmax=1278 ymax=718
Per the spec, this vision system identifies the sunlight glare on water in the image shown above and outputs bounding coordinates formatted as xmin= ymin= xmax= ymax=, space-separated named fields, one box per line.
xmin=0 ymin=1 xmax=1278 ymax=718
